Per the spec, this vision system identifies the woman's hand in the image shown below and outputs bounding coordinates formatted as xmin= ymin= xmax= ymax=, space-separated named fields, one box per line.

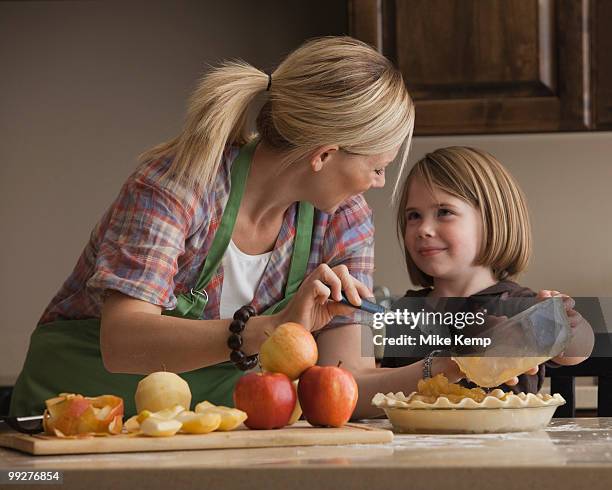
xmin=276 ymin=264 xmax=372 ymax=333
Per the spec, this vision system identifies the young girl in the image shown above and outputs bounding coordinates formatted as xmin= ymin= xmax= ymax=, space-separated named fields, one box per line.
xmin=383 ymin=146 xmax=594 ymax=393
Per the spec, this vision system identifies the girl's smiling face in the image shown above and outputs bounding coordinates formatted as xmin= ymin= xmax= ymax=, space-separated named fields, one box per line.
xmin=403 ymin=176 xmax=484 ymax=282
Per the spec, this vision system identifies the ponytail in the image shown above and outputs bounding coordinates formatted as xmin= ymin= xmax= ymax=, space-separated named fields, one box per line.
xmin=138 ymin=61 xmax=269 ymax=191
xmin=139 ymin=37 xmax=414 ymax=195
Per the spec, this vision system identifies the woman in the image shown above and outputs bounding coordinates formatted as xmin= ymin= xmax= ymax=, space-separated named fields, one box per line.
xmin=10 ymin=36 xmax=515 ymax=419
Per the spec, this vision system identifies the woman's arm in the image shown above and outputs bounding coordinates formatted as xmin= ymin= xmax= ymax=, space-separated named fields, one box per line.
xmin=100 ymin=263 xmax=367 ymax=374
xmin=99 ymin=291 xmax=277 ymax=374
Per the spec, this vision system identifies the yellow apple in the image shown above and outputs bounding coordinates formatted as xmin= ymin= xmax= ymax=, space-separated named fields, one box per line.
xmin=137 ymin=410 xmax=153 ymax=423
xmin=194 ymin=400 xmax=215 ymax=411
xmin=259 ymin=322 xmax=318 ymax=380
xmin=152 ymin=405 xmax=185 ymax=420
xmin=124 ymin=415 xmax=140 ymax=433
xmin=194 ymin=401 xmax=247 ymax=431
xmin=177 ymin=411 xmax=222 ymax=434
xmin=140 ymin=416 xmax=182 ymax=437
xmin=135 ymin=372 xmax=191 ymax=413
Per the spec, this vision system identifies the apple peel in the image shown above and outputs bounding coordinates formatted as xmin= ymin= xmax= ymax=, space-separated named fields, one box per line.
xmin=43 ymin=393 xmax=124 ymax=437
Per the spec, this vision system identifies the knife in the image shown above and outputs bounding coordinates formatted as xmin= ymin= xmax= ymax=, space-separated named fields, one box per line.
xmin=0 ymin=415 xmax=44 ymax=434
xmin=338 ymin=292 xmax=387 ymax=315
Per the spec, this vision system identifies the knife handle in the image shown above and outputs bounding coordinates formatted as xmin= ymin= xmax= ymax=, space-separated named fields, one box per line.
xmin=0 ymin=415 xmax=44 ymax=434
xmin=339 ymin=293 xmax=386 ymax=315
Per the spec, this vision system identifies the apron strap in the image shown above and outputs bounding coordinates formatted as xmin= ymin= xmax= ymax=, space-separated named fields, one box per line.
xmin=165 ymin=139 xmax=256 ymax=319
xmin=286 ymin=201 xmax=314 ymax=297
xmin=263 ymin=201 xmax=314 ymax=315
xmin=193 ymin=140 xmax=255 ymax=293
xmin=167 ymin=139 xmax=315 ymax=319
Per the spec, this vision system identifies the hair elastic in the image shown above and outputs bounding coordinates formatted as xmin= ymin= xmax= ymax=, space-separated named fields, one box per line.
xmin=266 ymin=73 xmax=272 ymax=91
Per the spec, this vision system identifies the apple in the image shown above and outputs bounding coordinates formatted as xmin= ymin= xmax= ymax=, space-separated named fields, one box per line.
xmin=194 ymin=401 xmax=247 ymax=431
xmin=287 ymin=379 xmax=302 ymax=425
xmin=43 ymin=393 xmax=124 ymax=436
xmin=176 ymin=411 xmax=222 ymax=434
xmin=124 ymin=415 xmax=141 ymax=433
xmin=298 ymin=365 xmax=358 ymax=427
xmin=135 ymin=372 xmax=192 ymax=413
xmin=233 ymin=372 xmax=296 ymax=429
xmin=152 ymin=404 xmax=186 ymax=420
xmin=125 ymin=404 xmax=231 ymax=435
xmin=140 ymin=417 xmax=182 ymax=437
xmin=259 ymin=322 xmax=318 ymax=380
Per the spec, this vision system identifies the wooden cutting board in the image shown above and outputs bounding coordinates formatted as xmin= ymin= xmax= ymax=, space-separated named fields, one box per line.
xmin=0 ymin=422 xmax=393 ymax=456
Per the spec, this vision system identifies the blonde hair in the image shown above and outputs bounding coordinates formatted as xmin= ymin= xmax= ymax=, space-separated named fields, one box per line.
xmin=396 ymin=147 xmax=532 ymax=288
xmin=139 ymin=36 xmax=415 ymax=192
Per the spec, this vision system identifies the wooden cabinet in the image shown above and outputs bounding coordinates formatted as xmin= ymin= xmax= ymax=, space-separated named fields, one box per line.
xmin=349 ymin=0 xmax=610 ymax=134
xmin=594 ymin=0 xmax=612 ymax=129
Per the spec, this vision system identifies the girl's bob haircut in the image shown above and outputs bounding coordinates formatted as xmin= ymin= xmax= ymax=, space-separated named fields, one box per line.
xmin=397 ymin=146 xmax=532 ymax=288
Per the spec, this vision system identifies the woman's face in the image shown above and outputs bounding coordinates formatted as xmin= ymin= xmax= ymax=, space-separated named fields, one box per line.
xmin=403 ymin=176 xmax=484 ymax=281
xmin=309 ymin=146 xmax=399 ymax=213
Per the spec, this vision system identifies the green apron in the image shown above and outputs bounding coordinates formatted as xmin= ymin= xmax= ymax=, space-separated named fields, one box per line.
xmin=9 ymin=140 xmax=314 ymax=417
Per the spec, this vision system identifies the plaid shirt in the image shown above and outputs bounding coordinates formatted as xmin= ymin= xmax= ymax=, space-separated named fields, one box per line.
xmin=39 ymin=146 xmax=375 ymax=324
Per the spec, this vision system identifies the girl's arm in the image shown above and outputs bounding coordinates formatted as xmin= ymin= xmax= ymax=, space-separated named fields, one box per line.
xmin=316 ymin=323 xmax=540 ymax=419
xmin=99 ymin=291 xmax=277 ymax=374
xmin=315 ymin=323 xmax=463 ymax=419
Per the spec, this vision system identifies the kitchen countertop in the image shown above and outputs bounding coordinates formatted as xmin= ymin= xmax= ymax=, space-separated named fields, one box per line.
xmin=1 ymin=418 xmax=612 ymax=490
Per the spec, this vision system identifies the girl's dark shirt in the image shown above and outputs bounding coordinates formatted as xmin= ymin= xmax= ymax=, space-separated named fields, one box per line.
xmin=380 ymin=280 xmax=558 ymax=394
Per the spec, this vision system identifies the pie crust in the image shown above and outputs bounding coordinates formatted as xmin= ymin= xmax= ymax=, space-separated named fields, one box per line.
xmin=372 ymin=389 xmax=565 ymax=410
xmin=371 ymin=375 xmax=565 ymax=434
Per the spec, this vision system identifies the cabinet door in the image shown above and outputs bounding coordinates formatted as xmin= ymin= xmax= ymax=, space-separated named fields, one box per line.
xmin=349 ymin=0 xmax=591 ymax=134
xmin=593 ymin=0 xmax=612 ymax=129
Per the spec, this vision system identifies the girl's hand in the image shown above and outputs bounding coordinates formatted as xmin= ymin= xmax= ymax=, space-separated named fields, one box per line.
xmin=500 ymin=290 xmax=574 ymax=383
xmin=538 ymin=290 xmax=593 ymax=364
xmin=447 ymin=359 xmax=540 ymax=387
xmin=275 ymin=264 xmax=372 ymax=333
xmin=502 ymin=366 xmax=540 ymax=387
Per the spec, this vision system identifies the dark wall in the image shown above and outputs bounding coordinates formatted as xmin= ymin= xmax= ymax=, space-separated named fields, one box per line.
xmin=0 ymin=0 xmax=347 ymax=385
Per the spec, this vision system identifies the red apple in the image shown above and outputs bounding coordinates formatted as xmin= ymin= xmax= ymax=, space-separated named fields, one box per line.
xmin=298 ymin=365 xmax=358 ymax=427
xmin=233 ymin=372 xmax=296 ymax=429
xmin=259 ymin=322 xmax=318 ymax=380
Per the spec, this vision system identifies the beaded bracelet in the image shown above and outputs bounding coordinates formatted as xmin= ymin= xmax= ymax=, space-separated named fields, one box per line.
xmin=228 ymin=305 xmax=259 ymax=371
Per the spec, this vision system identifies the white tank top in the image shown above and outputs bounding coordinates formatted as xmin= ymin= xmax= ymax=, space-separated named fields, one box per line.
xmin=219 ymin=239 xmax=273 ymax=319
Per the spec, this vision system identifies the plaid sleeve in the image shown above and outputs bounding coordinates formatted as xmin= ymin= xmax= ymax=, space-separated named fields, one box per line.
xmin=323 ymin=194 xmax=375 ymax=291
xmin=86 ymin=178 xmax=194 ymax=309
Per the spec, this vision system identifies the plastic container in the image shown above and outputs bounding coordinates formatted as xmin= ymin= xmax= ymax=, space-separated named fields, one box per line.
xmin=452 ymin=297 xmax=571 ymax=387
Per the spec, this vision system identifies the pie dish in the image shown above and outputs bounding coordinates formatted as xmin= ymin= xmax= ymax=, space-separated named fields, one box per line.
xmin=372 ymin=375 xmax=565 ymax=434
